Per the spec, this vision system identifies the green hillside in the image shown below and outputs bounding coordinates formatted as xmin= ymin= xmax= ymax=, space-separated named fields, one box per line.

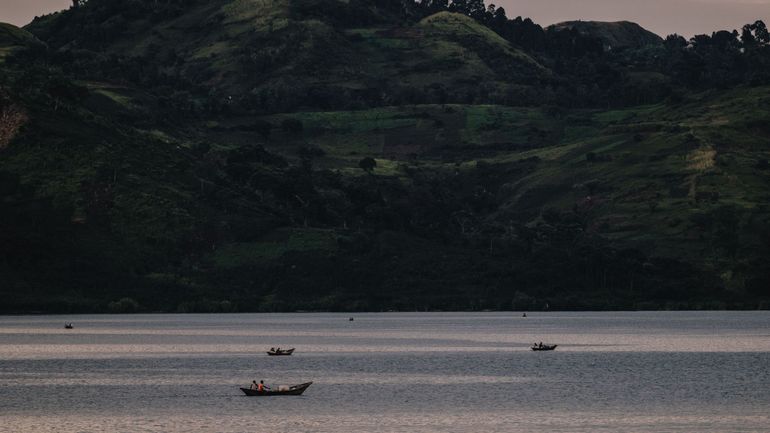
xmin=550 ymin=20 xmax=662 ymax=50
xmin=24 ymin=2 xmax=549 ymax=111
xmin=0 ymin=23 xmax=42 ymax=60
xmin=1 ymin=0 xmax=769 ymax=313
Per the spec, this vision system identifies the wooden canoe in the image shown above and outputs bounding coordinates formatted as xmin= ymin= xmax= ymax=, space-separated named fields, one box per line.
xmin=267 ymin=348 xmax=295 ymax=356
xmin=240 ymin=382 xmax=312 ymax=396
xmin=531 ymin=344 xmax=558 ymax=351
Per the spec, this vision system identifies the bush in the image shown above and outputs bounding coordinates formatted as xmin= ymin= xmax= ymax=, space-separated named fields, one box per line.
xmin=358 ymin=157 xmax=377 ymax=173
xmin=281 ymin=118 xmax=304 ymax=133
xmin=107 ymin=297 xmax=141 ymax=313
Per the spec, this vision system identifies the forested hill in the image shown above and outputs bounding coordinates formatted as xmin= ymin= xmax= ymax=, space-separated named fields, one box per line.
xmin=549 ymin=21 xmax=663 ymax=50
xmin=1 ymin=0 xmax=770 ymax=313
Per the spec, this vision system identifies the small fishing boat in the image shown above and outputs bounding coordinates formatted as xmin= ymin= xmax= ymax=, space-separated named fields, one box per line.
xmin=267 ymin=348 xmax=295 ymax=356
xmin=531 ymin=344 xmax=557 ymax=351
xmin=240 ymin=382 xmax=312 ymax=396
xmin=64 ymin=323 xmax=73 ymax=329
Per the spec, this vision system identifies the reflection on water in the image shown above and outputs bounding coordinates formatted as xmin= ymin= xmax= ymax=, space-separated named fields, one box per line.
xmin=1 ymin=312 xmax=769 ymax=432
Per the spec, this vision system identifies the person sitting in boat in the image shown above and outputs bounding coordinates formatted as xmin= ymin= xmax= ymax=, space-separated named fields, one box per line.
xmin=257 ymin=380 xmax=270 ymax=392
xmin=269 ymin=347 xmax=275 ymax=353
xmin=538 ymin=342 xmax=543 ymax=348
xmin=250 ymin=380 xmax=258 ymax=390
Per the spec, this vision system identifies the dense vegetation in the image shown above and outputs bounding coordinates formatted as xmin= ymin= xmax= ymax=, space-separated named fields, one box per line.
xmin=1 ymin=0 xmax=769 ymax=313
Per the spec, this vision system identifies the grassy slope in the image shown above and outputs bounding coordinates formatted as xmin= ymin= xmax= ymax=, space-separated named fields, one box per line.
xmin=24 ymin=6 xmax=547 ymax=101
xmin=502 ymin=89 xmax=770 ymax=258
xmin=0 ymin=23 xmax=38 ymax=46
xmin=550 ymin=20 xmax=663 ymax=48
xmin=195 ymin=86 xmax=770 ymax=281
xmin=0 ymin=22 xmax=41 ymax=60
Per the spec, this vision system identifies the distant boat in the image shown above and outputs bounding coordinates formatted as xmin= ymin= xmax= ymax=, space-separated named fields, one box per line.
xmin=64 ymin=323 xmax=73 ymax=329
xmin=241 ymin=382 xmax=312 ymax=396
xmin=267 ymin=348 xmax=295 ymax=356
xmin=522 ymin=313 xmax=527 ymax=318
xmin=349 ymin=317 xmax=354 ymax=321
xmin=531 ymin=344 xmax=557 ymax=351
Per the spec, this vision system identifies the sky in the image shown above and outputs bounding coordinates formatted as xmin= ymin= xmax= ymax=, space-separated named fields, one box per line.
xmin=1 ymin=0 xmax=769 ymax=38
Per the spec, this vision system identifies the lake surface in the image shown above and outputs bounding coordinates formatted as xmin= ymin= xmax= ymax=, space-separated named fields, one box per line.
xmin=1 ymin=312 xmax=769 ymax=432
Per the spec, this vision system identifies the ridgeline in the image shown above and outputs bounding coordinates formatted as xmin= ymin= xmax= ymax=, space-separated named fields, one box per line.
xmin=1 ymin=0 xmax=769 ymax=313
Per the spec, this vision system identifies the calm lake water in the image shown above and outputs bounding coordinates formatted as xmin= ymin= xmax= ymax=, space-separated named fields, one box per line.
xmin=1 ymin=312 xmax=769 ymax=432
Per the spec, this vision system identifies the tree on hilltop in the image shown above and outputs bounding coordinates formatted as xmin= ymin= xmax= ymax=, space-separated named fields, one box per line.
xmin=359 ymin=157 xmax=377 ymax=174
